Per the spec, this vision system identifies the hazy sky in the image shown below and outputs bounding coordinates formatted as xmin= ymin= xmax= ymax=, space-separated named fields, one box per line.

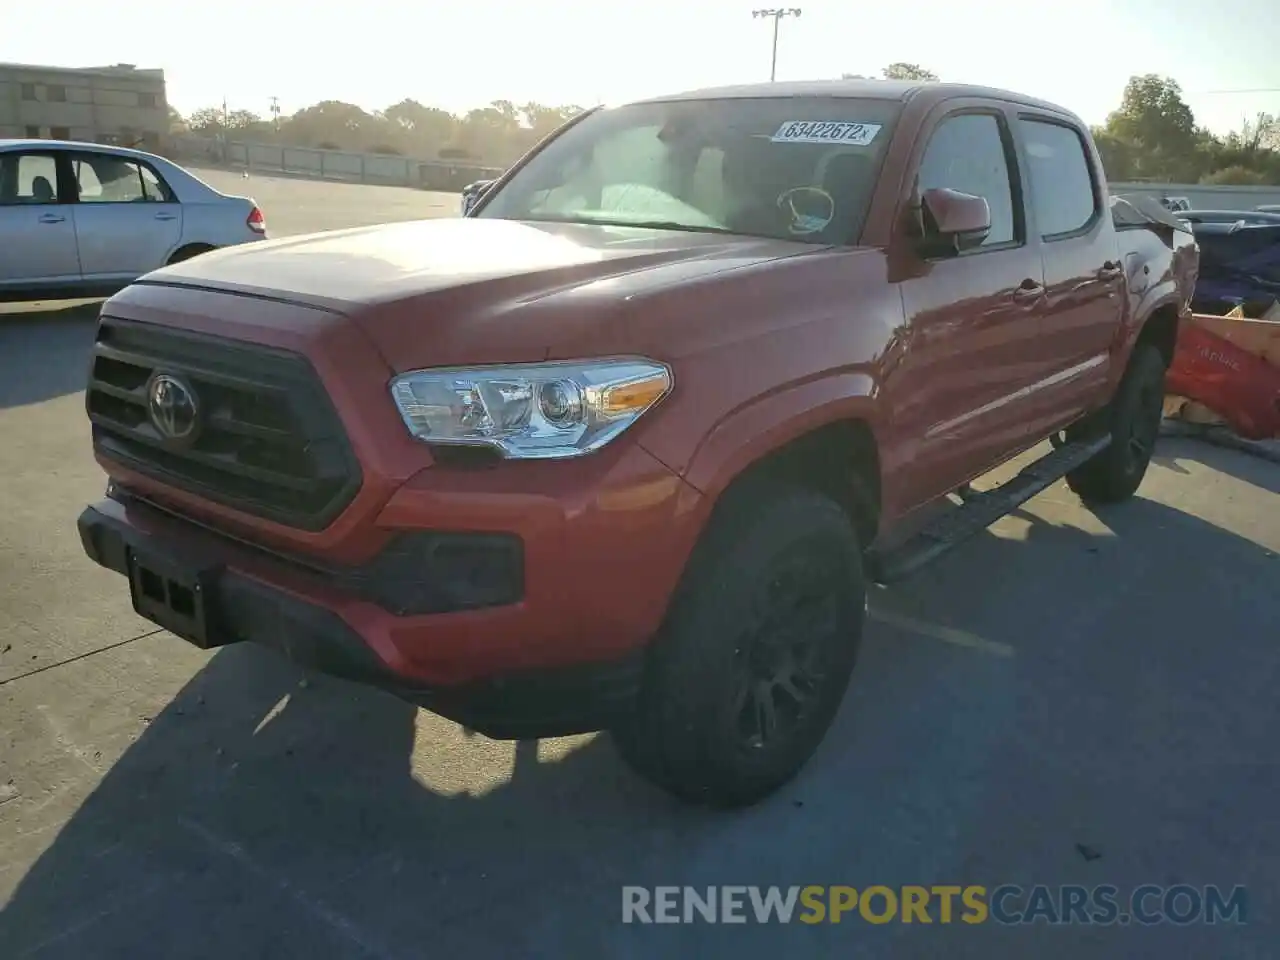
xmin=6 ymin=0 xmax=1279 ymax=135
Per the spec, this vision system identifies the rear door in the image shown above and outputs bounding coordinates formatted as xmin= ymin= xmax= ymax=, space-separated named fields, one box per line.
xmin=888 ymin=103 xmax=1048 ymax=512
xmin=0 ymin=149 xmax=82 ymax=290
xmin=67 ymin=150 xmax=182 ymax=283
xmin=1014 ymin=115 xmax=1124 ymax=426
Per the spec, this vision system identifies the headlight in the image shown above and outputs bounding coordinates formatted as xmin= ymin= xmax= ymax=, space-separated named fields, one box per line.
xmin=389 ymin=359 xmax=672 ymax=459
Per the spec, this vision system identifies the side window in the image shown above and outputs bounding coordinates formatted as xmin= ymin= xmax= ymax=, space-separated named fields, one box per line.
xmin=1018 ymin=119 xmax=1097 ymax=237
xmin=918 ymin=113 xmax=1017 ymax=247
xmin=0 ymin=152 xmax=61 ymax=205
xmin=74 ymin=159 xmax=103 ymax=199
xmin=140 ymin=164 xmax=173 ymax=202
xmin=71 ymin=154 xmax=153 ymax=203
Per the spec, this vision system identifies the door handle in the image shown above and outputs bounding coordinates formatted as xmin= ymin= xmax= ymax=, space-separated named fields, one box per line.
xmin=38 ymin=213 xmax=65 ymax=224
xmin=154 ymin=212 xmax=177 ymax=221
xmin=1012 ymin=279 xmax=1045 ymax=302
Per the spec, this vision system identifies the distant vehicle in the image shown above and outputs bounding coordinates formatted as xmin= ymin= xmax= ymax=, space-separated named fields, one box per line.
xmin=1178 ymin=209 xmax=1280 ymax=226
xmin=0 ymin=139 xmax=267 ymax=302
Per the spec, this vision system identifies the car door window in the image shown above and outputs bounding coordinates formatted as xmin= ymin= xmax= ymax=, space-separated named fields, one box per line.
xmin=71 ymin=154 xmax=161 ymax=203
xmin=0 ymin=152 xmax=61 ymax=206
xmin=1017 ymin=119 xmax=1098 ymax=238
xmin=917 ymin=113 xmax=1018 ymax=247
xmin=139 ymin=164 xmax=174 ymax=201
xmin=74 ymin=159 xmax=104 ymax=199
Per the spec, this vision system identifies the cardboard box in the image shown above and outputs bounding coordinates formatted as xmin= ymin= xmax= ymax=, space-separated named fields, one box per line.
xmin=1190 ymin=306 xmax=1280 ymax=368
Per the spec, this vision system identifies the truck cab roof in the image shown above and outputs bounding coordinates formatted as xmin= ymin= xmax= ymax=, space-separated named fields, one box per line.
xmin=637 ymin=79 xmax=1080 ymax=121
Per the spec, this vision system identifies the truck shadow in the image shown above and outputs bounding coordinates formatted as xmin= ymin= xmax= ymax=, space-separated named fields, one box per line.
xmin=2 ymin=490 xmax=1275 ymax=958
xmin=0 ymin=302 xmax=102 ymax=410
xmin=0 ymin=640 xmax=703 ymax=959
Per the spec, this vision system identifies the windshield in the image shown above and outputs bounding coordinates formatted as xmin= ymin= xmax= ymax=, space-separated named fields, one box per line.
xmin=476 ymin=96 xmax=902 ymax=245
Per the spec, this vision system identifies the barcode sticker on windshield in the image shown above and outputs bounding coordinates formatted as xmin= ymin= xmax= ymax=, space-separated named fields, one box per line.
xmin=771 ymin=121 xmax=882 ymax=146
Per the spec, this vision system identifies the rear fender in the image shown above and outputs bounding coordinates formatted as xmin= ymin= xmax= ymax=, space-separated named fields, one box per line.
xmin=1109 ymin=250 xmax=1186 ymax=392
xmin=1112 ymin=289 xmax=1182 ymax=380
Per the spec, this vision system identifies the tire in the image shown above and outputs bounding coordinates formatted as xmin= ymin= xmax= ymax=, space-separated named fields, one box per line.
xmin=611 ymin=481 xmax=866 ymax=808
xmin=1065 ymin=344 xmax=1167 ymax=504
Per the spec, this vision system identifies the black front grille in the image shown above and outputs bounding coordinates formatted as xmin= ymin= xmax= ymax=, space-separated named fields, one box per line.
xmin=87 ymin=316 xmax=362 ymax=531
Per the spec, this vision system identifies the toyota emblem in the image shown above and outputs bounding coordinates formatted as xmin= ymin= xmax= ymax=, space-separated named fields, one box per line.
xmin=147 ymin=373 xmax=200 ymax=444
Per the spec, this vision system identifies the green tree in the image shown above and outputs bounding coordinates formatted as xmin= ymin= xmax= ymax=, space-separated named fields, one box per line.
xmin=881 ymin=62 xmax=939 ymax=81
xmin=1101 ymin=75 xmax=1201 ymax=182
xmin=384 ymin=99 xmax=457 ymax=153
xmin=1091 ymin=126 xmax=1137 ymax=180
xmin=226 ymin=109 xmax=261 ymax=131
xmin=521 ymin=103 xmax=584 ymax=142
xmin=456 ymin=101 xmax=526 ymax=163
xmin=187 ymin=107 xmax=225 ymax=133
xmin=283 ymin=100 xmax=380 ymax=149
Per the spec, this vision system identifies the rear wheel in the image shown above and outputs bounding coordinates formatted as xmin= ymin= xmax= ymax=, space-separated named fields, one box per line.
xmin=611 ymin=482 xmax=866 ymax=808
xmin=1065 ymin=344 xmax=1168 ymax=504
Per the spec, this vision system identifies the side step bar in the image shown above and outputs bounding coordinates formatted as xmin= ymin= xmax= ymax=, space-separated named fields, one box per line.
xmin=867 ymin=434 xmax=1112 ymax=584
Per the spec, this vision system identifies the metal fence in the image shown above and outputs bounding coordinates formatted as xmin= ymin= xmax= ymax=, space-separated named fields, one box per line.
xmin=169 ymin=135 xmax=1280 ymax=207
xmin=1109 ymin=182 xmax=1280 ymax=210
xmin=170 ymin=135 xmax=502 ymax=192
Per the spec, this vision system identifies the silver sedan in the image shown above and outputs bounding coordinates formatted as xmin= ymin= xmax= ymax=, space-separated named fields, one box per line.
xmin=0 ymin=139 xmax=267 ymax=301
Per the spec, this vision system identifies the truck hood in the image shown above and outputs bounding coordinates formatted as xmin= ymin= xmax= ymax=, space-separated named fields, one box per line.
xmin=145 ymin=217 xmax=813 ymax=368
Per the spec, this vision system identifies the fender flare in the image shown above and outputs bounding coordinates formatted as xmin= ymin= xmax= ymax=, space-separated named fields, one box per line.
xmin=1110 ymin=283 xmax=1183 ymax=391
xmin=681 ymin=371 xmax=881 ymax=503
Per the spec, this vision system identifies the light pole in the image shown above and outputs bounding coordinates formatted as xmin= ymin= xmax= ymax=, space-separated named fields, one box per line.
xmin=752 ymin=8 xmax=802 ymax=82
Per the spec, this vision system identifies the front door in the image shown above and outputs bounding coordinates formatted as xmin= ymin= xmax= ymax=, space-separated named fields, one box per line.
xmin=886 ymin=106 xmax=1047 ymax=514
xmin=67 ymin=151 xmax=182 ymax=282
xmin=0 ymin=149 xmax=81 ymax=291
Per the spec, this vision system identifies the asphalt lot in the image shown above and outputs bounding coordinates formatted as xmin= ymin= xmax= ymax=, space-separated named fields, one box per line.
xmin=2 ymin=172 xmax=1278 ymax=958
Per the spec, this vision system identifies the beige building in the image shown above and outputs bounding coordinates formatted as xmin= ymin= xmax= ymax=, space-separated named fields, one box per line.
xmin=0 ymin=62 xmax=168 ymax=151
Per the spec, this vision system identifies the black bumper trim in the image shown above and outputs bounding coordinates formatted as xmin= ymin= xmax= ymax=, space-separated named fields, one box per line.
xmin=77 ymin=501 xmax=643 ymax=740
xmin=110 ymin=487 xmax=525 ymax=617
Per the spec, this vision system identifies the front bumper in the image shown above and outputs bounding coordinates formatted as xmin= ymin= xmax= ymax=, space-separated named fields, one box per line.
xmin=77 ymin=496 xmax=645 ymax=739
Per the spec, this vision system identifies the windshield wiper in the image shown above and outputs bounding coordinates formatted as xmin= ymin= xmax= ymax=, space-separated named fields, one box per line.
xmin=521 ymin=214 xmax=741 ymax=236
xmin=589 ymin=219 xmax=741 ymax=235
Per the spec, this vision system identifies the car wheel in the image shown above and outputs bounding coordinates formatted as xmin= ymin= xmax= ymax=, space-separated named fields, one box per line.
xmin=611 ymin=481 xmax=866 ymax=808
xmin=1066 ymin=344 xmax=1167 ymax=504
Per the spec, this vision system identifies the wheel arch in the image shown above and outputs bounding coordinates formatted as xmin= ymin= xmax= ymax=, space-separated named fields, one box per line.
xmin=680 ymin=376 xmax=884 ymax=546
xmin=166 ymin=242 xmax=216 ymax=265
xmin=1132 ymin=300 xmax=1181 ymax=368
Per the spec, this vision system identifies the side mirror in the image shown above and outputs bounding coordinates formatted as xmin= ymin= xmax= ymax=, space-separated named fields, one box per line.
xmin=460 ymin=179 xmax=496 ymax=216
xmin=918 ymin=187 xmax=991 ymax=256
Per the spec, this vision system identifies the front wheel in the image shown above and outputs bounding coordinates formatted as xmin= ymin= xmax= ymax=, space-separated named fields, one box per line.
xmin=1066 ymin=344 xmax=1168 ymax=504
xmin=611 ymin=483 xmax=866 ymax=808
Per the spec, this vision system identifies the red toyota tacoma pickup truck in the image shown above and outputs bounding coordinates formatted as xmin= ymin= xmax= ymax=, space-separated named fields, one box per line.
xmin=78 ymin=80 xmax=1198 ymax=807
